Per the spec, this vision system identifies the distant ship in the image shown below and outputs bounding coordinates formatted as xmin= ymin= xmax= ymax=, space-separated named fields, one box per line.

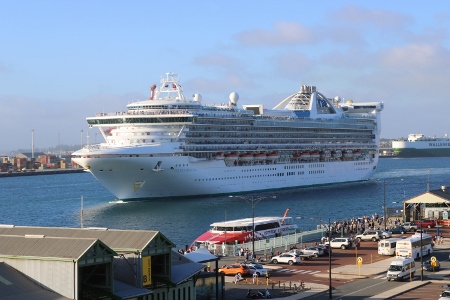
xmin=392 ymin=133 xmax=450 ymax=157
xmin=71 ymin=72 xmax=384 ymax=200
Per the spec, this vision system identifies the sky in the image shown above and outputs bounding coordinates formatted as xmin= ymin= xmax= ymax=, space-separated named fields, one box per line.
xmin=1 ymin=1 xmax=449 ymax=154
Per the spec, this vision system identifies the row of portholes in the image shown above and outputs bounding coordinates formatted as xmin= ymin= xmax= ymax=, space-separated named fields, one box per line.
xmin=309 ymin=170 xmax=325 ymax=174
xmin=193 ymin=173 xmax=286 ymax=181
xmin=287 ymin=171 xmax=305 ymax=176
xmin=284 ymin=165 xmax=305 ymax=169
xmin=242 ymin=168 xmax=277 ymax=172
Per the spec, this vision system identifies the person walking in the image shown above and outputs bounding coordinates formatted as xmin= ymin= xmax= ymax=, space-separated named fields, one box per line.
xmin=252 ymin=272 xmax=258 ymax=284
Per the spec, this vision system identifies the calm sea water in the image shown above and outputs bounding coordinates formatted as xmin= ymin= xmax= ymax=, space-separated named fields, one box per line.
xmin=1 ymin=157 xmax=449 ymax=248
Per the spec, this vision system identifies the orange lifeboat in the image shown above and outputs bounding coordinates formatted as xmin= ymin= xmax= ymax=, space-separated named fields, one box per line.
xmin=239 ymin=153 xmax=254 ymax=161
xmin=214 ymin=153 xmax=225 ymax=160
xmin=300 ymin=151 xmax=311 ymax=159
xmin=310 ymin=151 xmax=320 ymax=159
xmin=224 ymin=153 xmax=238 ymax=161
xmin=266 ymin=152 xmax=279 ymax=161
xmin=254 ymin=153 xmax=267 ymax=161
xmin=353 ymin=150 xmax=361 ymax=157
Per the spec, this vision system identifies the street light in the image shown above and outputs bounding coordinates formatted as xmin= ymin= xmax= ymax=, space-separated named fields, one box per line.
xmin=229 ymin=195 xmax=276 ymax=259
xmin=418 ymin=202 xmax=423 ymax=281
xmin=381 ymin=179 xmax=403 ymax=231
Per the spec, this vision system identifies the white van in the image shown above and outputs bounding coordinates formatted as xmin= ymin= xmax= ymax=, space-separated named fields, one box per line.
xmin=378 ymin=238 xmax=403 ymax=256
xmin=386 ymin=257 xmax=416 ymax=281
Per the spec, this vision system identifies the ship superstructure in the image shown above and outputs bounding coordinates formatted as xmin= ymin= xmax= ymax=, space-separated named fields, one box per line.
xmin=72 ymin=73 xmax=384 ymax=200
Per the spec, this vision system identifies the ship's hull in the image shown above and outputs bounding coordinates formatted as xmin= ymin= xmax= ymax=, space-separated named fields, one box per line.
xmin=392 ymin=141 xmax=450 ymax=157
xmin=73 ymin=154 xmax=378 ymax=200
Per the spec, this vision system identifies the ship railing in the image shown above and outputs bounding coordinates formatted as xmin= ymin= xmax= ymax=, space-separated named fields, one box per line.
xmin=204 ymin=228 xmax=325 ymax=257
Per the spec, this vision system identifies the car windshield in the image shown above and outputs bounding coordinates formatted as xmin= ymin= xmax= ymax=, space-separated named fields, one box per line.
xmin=389 ymin=265 xmax=402 ymax=271
xmin=252 ymin=263 xmax=263 ymax=269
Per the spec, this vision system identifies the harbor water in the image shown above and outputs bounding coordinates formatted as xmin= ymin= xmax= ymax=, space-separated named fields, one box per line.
xmin=1 ymin=157 xmax=450 ymax=248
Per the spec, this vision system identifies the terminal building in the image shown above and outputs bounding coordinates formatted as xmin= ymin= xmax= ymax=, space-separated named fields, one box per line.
xmin=402 ymin=186 xmax=450 ymax=222
xmin=0 ymin=226 xmax=219 ymax=300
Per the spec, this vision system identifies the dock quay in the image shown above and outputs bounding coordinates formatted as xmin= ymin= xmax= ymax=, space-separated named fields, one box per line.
xmin=0 ymin=168 xmax=85 ymax=177
xmin=215 ymin=227 xmax=450 ymax=300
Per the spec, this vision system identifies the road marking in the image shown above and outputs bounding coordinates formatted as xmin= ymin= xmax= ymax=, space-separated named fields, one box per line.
xmin=373 ymin=274 xmax=385 ymax=279
xmin=332 ymin=281 xmax=386 ymax=300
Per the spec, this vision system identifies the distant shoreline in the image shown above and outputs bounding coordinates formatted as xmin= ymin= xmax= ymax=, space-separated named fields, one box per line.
xmin=0 ymin=168 xmax=86 ymax=178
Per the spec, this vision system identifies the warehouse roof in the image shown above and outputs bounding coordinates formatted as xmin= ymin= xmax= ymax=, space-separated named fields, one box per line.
xmin=0 ymin=262 xmax=69 ymax=300
xmin=0 ymin=226 xmax=173 ymax=252
xmin=0 ymin=235 xmax=113 ymax=260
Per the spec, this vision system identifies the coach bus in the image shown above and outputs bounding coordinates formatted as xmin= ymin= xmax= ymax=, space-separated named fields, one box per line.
xmin=395 ymin=233 xmax=433 ymax=259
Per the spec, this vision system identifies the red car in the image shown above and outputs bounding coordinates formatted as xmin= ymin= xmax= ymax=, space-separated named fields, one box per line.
xmin=415 ymin=219 xmax=436 ymax=228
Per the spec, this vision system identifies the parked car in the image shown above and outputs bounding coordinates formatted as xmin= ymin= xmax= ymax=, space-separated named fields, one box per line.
xmin=271 ymin=253 xmax=301 ymax=265
xmin=439 ymin=290 xmax=450 ymax=300
xmin=316 ymin=244 xmax=330 ymax=255
xmin=245 ymin=262 xmax=268 ymax=276
xmin=300 ymin=246 xmax=324 ymax=257
xmin=415 ymin=219 xmax=436 ymax=228
xmin=389 ymin=226 xmax=407 ymax=234
xmin=402 ymin=222 xmax=418 ymax=232
xmin=218 ymin=264 xmax=251 ymax=276
xmin=381 ymin=230 xmax=392 ymax=239
xmin=422 ymin=259 xmax=440 ymax=272
xmin=326 ymin=238 xmax=352 ymax=249
xmin=355 ymin=230 xmax=382 ymax=242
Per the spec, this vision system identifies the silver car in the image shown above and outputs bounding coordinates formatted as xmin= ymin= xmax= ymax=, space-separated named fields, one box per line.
xmin=246 ymin=263 xmax=268 ymax=276
xmin=300 ymin=246 xmax=324 ymax=257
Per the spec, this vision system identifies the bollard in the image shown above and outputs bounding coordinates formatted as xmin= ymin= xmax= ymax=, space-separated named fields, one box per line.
xmin=278 ymin=281 xmax=281 ymax=288
xmin=283 ymin=283 xmax=286 ymax=290
xmin=289 ymin=281 xmax=292 ymax=289
xmin=272 ymin=282 xmax=275 ymax=289
xmin=294 ymin=284 xmax=297 ymax=292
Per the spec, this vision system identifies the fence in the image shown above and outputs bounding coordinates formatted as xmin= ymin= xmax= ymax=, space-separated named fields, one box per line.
xmin=204 ymin=229 xmax=326 ymax=257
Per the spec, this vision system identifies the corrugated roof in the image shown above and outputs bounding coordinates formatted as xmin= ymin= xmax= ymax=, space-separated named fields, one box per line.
xmin=404 ymin=189 xmax=450 ymax=204
xmin=0 ymin=235 xmax=97 ymax=260
xmin=0 ymin=262 xmax=69 ymax=300
xmin=0 ymin=226 xmax=162 ymax=251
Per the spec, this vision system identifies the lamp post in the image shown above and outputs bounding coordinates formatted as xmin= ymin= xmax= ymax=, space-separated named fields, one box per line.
xmin=229 ymin=195 xmax=276 ymax=259
xmin=418 ymin=202 xmax=423 ymax=281
xmin=381 ymin=179 xmax=403 ymax=231
xmin=328 ymin=218 xmax=332 ymax=300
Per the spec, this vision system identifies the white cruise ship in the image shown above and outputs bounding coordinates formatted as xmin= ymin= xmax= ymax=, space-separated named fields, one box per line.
xmin=71 ymin=73 xmax=384 ymax=200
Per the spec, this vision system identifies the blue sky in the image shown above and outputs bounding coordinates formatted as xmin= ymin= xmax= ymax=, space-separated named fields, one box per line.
xmin=1 ymin=1 xmax=449 ymax=153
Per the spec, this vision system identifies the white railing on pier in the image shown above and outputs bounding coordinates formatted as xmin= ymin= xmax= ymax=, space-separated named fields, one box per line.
xmin=202 ymin=228 xmax=326 ymax=257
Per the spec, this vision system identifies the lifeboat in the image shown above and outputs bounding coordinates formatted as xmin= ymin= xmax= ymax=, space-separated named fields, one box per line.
xmin=300 ymin=151 xmax=311 ymax=159
xmin=293 ymin=152 xmax=301 ymax=158
xmin=310 ymin=151 xmax=320 ymax=159
xmin=224 ymin=153 xmax=238 ymax=161
xmin=321 ymin=150 xmax=331 ymax=158
xmin=254 ymin=153 xmax=267 ymax=161
xmin=266 ymin=152 xmax=279 ymax=161
xmin=344 ymin=150 xmax=353 ymax=157
xmin=353 ymin=150 xmax=361 ymax=157
xmin=214 ymin=153 xmax=225 ymax=160
xmin=239 ymin=153 xmax=254 ymax=161
xmin=332 ymin=150 xmax=342 ymax=158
